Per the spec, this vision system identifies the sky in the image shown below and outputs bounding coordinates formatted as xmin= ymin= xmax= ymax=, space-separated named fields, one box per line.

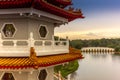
xmin=55 ymin=0 xmax=120 ymax=40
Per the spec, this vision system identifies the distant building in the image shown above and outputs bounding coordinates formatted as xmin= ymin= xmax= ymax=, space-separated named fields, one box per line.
xmin=0 ymin=0 xmax=84 ymax=80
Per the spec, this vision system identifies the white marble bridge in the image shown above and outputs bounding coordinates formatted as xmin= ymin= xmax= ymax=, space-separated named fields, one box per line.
xmin=81 ymin=47 xmax=115 ymax=52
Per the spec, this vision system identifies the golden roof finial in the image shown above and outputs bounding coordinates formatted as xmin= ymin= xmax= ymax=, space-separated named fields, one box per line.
xmin=29 ymin=47 xmax=39 ymax=69
xmin=68 ymin=6 xmax=74 ymax=12
xmin=69 ymin=47 xmax=81 ymax=54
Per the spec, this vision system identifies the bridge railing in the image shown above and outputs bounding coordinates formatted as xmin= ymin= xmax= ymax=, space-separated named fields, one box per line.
xmin=81 ymin=47 xmax=115 ymax=52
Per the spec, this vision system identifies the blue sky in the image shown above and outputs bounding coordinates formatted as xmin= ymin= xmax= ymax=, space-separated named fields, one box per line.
xmin=55 ymin=0 xmax=120 ymax=40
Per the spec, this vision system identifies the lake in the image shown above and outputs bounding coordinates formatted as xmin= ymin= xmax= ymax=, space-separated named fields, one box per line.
xmin=71 ymin=52 xmax=120 ymax=80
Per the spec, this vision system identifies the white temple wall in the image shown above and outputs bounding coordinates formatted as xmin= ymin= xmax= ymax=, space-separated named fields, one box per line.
xmin=0 ymin=67 xmax=54 ymax=80
xmin=28 ymin=19 xmax=54 ymax=40
xmin=46 ymin=67 xmax=54 ymax=80
xmin=0 ymin=18 xmax=55 ymax=40
xmin=0 ymin=18 xmax=28 ymax=39
xmin=13 ymin=72 xmax=28 ymax=80
xmin=0 ymin=71 xmax=3 ymax=79
xmin=28 ymin=71 xmax=39 ymax=80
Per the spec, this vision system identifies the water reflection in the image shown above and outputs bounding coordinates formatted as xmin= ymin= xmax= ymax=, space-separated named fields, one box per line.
xmin=91 ymin=54 xmax=107 ymax=58
xmin=70 ymin=72 xmax=78 ymax=80
xmin=111 ymin=54 xmax=120 ymax=62
xmin=71 ymin=52 xmax=120 ymax=80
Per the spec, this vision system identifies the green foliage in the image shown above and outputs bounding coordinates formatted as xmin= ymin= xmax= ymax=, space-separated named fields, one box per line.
xmin=70 ymin=38 xmax=120 ymax=52
xmin=54 ymin=36 xmax=66 ymax=41
xmin=54 ymin=60 xmax=79 ymax=77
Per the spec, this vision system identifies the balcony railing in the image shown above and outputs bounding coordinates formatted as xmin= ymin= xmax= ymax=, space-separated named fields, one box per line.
xmin=0 ymin=32 xmax=69 ymax=57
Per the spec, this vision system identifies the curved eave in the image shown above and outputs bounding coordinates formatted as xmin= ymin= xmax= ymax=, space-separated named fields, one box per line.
xmin=55 ymin=0 xmax=72 ymax=7
xmin=0 ymin=0 xmax=84 ymax=22
xmin=0 ymin=0 xmax=32 ymax=9
xmin=45 ymin=0 xmax=72 ymax=8
xmin=56 ymin=0 xmax=72 ymax=4
xmin=34 ymin=0 xmax=84 ymax=21
xmin=0 ymin=53 xmax=83 ymax=69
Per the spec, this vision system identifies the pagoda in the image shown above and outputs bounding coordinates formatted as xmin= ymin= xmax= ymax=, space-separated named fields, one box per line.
xmin=0 ymin=0 xmax=84 ymax=80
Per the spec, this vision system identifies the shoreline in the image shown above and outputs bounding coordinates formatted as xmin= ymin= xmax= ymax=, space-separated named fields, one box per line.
xmin=114 ymin=52 xmax=120 ymax=54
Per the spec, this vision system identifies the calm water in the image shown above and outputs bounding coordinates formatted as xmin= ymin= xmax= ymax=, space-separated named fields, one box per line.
xmin=71 ymin=52 xmax=120 ymax=80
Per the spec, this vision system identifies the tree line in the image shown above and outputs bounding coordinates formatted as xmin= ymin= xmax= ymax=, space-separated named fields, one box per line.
xmin=70 ymin=38 xmax=120 ymax=52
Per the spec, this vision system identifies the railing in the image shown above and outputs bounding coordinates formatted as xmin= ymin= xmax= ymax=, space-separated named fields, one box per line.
xmin=81 ymin=47 xmax=115 ymax=52
xmin=0 ymin=32 xmax=69 ymax=57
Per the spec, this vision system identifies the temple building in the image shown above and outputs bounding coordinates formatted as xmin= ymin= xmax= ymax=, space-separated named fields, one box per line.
xmin=0 ymin=0 xmax=84 ymax=80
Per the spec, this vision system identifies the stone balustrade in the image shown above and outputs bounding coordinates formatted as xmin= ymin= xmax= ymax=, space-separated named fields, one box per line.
xmin=0 ymin=32 xmax=69 ymax=57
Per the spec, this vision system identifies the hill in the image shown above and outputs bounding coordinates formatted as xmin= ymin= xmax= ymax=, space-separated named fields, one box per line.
xmin=70 ymin=38 xmax=120 ymax=52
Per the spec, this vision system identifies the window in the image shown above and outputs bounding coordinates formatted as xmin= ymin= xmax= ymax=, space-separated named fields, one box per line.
xmin=1 ymin=73 xmax=15 ymax=80
xmin=38 ymin=69 xmax=47 ymax=80
xmin=39 ymin=25 xmax=48 ymax=38
xmin=1 ymin=23 xmax=17 ymax=38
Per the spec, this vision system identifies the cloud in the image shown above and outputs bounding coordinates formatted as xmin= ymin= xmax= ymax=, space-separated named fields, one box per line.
xmin=55 ymin=31 xmax=120 ymax=40
xmin=55 ymin=7 xmax=120 ymax=40
xmin=55 ymin=32 xmax=101 ymax=40
xmin=86 ymin=32 xmax=97 ymax=36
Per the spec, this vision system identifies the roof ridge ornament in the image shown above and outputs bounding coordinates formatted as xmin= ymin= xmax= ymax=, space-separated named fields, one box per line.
xmin=68 ymin=6 xmax=74 ymax=12
xmin=67 ymin=6 xmax=83 ymax=14
xmin=69 ymin=47 xmax=81 ymax=54
xmin=29 ymin=47 xmax=39 ymax=69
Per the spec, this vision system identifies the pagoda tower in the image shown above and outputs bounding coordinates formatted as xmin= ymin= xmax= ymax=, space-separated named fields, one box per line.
xmin=0 ymin=0 xmax=84 ymax=80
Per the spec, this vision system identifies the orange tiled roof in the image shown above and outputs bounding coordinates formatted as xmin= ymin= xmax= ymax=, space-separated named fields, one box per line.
xmin=0 ymin=47 xmax=83 ymax=69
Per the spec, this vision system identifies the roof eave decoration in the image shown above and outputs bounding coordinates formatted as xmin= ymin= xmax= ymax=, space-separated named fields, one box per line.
xmin=65 ymin=6 xmax=85 ymax=21
xmin=0 ymin=47 xmax=83 ymax=69
xmin=0 ymin=0 xmax=84 ymax=22
xmin=34 ymin=0 xmax=84 ymax=22
xmin=55 ymin=0 xmax=72 ymax=7
xmin=44 ymin=0 xmax=72 ymax=8
xmin=56 ymin=0 xmax=72 ymax=5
